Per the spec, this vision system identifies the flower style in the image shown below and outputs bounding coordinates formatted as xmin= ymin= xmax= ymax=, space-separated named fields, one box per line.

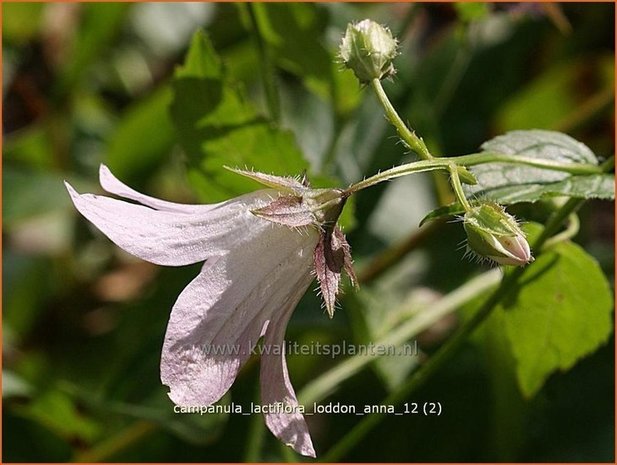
xmin=65 ymin=165 xmax=357 ymax=457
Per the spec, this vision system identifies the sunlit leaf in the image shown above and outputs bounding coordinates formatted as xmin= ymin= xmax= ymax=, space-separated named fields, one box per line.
xmin=422 ymin=130 xmax=614 ymax=223
xmin=170 ymin=31 xmax=309 ymax=202
xmin=106 ymin=86 xmax=175 ymax=182
xmin=500 ymin=241 xmax=613 ymax=397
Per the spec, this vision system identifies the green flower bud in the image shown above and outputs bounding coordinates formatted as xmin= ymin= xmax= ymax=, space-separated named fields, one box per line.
xmin=463 ymin=203 xmax=533 ymax=266
xmin=339 ymin=19 xmax=398 ymax=83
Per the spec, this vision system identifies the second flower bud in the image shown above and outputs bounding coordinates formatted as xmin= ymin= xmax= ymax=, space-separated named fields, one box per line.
xmin=339 ymin=19 xmax=398 ymax=83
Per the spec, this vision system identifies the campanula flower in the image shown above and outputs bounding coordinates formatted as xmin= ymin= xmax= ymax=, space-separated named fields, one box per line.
xmin=65 ymin=165 xmax=356 ymax=457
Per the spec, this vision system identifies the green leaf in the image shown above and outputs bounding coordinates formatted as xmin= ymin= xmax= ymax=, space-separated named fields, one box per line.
xmin=420 ymin=203 xmax=465 ymax=226
xmin=472 ymin=172 xmax=614 ymax=205
xmin=421 ymin=130 xmax=614 ymax=223
xmin=251 ymin=4 xmax=331 ymax=83
xmin=495 ymin=62 xmax=577 ymax=131
xmin=21 ymin=389 xmax=101 ymax=442
xmin=106 ymin=86 xmax=175 ymax=182
xmin=499 ymin=241 xmax=613 ymax=397
xmin=186 ymin=123 xmax=309 ymax=201
xmin=170 ymin=30 xmax=309 ymax=202
xmin=465 ymin=130 xmax=611 ymax=200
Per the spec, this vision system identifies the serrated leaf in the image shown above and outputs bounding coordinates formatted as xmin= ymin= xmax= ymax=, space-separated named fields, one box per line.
xmin=499 ymin=241 xmax=613 ymax=397
xmin=252 ymin=3 xmax=331 ymax=84
xmin=169 ymin=31 xmax=310 ymax=202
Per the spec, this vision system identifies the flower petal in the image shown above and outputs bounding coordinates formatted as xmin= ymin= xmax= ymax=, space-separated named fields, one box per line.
xmin=161 ymin=223 xmax=318 ymax=407
xmin=99 ymin=165 xmax=219 ymax=214
xmin=65 ymin=181 xmax=276 ymax=266
xmin=260 ymin=273 xmax=316 ymax=458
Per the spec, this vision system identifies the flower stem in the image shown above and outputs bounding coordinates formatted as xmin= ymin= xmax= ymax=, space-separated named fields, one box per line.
xmin=320 ymin=197 xmax=585 ymax=462
xmin=370 ymin=78 xmax=434 ymax=160
xmin=448 ymin=164 xmax=472 ymax=212
xmin=344 ymin=152 xmax=605 ymax=195
xmin=461 ymin=152 xmax=604 ymax=174
xmin=541 ymin=213 xmax=579 ymax=250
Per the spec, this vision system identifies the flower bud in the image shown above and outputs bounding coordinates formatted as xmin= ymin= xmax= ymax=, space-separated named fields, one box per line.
xmin=339 ymin=19 xmax=398 ymax=83
xmin=463 ymin=203 xmax=533 ymax=266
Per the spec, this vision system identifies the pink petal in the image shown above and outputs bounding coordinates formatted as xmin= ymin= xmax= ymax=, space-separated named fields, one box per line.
xmin=65 ymin=181 xmax=275 ymax=266
xmin=99 ymin=165 xmax=218 ymax=214
xmin=260 ymin=273 xmax=317 ymax=458
xmin=161 ymin=223 xmax=318 ymax=408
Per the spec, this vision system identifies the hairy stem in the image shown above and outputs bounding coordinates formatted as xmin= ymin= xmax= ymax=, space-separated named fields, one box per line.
xmin=345 ymin=153 xmax=605 ymax=195
xmin=370 ymin=78 xmax=434 ymax=160
xmin=448 ymin=164 xmax=472 ymax=212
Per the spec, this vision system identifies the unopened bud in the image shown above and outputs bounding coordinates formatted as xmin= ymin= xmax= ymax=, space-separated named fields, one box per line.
xmin=463 ymin=203 xmax=533 ymax=266
xmin=339 ymin=19 xmax=398 ymax=83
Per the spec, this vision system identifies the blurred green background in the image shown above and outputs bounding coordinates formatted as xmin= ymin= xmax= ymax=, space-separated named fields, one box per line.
xmin=3 ymin=2 xmax=614 ymax=462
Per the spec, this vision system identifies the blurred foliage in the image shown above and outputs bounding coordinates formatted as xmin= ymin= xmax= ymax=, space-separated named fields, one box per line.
xmin=3 ymin=2 xmax=614 ymax=462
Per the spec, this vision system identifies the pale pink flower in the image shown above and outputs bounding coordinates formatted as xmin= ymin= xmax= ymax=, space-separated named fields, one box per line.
xmin=65 ymin=165 xmax=356 ymax=457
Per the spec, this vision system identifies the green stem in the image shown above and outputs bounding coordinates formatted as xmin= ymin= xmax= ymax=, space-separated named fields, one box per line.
xmin=461 ymin=152 xmax=603 ymax=174
xmin=345 ymin=152 xmax=605 ymax=195
xmin=370 ymin=78 xmax=434 ymax=160
xmin=448 ymin=164 xmax=472 ymax=212
xmin=320 ymin=197 xmax=585 ymax=462
xmin=542 ymin=213 xmax=579 ymax=250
